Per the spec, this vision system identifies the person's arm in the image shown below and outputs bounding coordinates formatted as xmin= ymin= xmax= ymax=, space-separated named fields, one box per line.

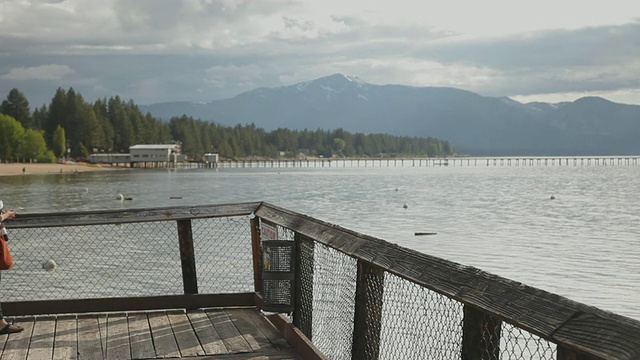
xmin=1 ymin=210 xmax=16 ymax=221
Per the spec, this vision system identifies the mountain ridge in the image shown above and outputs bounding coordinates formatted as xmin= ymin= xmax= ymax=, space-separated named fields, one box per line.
xmin=139 ymin=74 xmax=640 ymax=155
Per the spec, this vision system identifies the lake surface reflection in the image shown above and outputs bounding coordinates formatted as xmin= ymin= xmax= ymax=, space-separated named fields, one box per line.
xmin=1 ymin=164 xmax=639 ymax=319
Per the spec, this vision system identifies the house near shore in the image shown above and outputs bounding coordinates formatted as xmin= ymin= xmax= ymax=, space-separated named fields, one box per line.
xmin=89 ymin=144 xmax=197 ymax=167
xmin=130 ymin=144 xmax=182 ymax=163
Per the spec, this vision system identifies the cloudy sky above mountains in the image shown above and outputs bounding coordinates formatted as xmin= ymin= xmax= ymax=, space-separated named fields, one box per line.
xmin=1 ymin=0 xmax=640 ymax=107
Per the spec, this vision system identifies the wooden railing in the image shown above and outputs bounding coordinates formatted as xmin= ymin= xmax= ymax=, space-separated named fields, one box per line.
xmin=4 ymin=202 xmax=639 ymax=359
xmin=4 ymin=202 xmax=261 ymax=315
xmin=254 ymin=203 xmax=640 ymax=360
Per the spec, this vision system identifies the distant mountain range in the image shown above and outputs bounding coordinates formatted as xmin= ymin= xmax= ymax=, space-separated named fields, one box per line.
xmin=139 ymin=74 xmax=640 ymax=155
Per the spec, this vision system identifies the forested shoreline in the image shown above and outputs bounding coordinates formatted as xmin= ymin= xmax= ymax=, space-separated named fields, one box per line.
xmin=0 ymin=87 xmax=455 ymax=163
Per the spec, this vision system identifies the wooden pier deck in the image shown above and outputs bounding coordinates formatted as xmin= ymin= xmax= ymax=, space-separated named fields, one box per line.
xmin=0 ymin=307 xmax=298 ymax=360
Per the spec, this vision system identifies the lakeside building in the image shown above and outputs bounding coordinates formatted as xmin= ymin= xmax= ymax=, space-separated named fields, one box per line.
xmin=89 ymin=144 xmax=203 ymax=168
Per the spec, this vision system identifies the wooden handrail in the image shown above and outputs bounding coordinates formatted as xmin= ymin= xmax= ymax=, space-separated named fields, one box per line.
xmin=5 ymin=202 xmax=262 ymax=228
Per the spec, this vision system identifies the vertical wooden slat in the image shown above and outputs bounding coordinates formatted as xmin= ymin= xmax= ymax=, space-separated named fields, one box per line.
xmin=128 ymin=313 xmax=155 ymax=360
xmin=227 ymin=308 xmax=273 ymax=351
xmin=293 ymin=233 xmax=314 ymax=339
xmin=242 ymin=309 xmax=291 ymax=350
xmin=77 ymin=315 xmax=104 ymax=360
xmin=53 ymin=315 xmax=77 ymax=360
xmin=250 ymin=217 xmax=262 ymax=294
xmin=148 ymin=311 xmax=180 ymax=358
xmin=26 ymin=316 xmax=55 ymax=360
xmin=462 ymin=305 xmax=502 ymax=360
xmin=167 ymin=310 xmax=205 ymax=357
xmin=177 ymin=219 xmax=198 ymax=295
xmin=207 ymin=309 xmax=252 ymax=354
xmin=106 ymin=313 xmax=131 ymax=360
xmin=97 ymin=313 xmax=107 ymax=359
xmin=3 ymin=317 xmax=35 ymax=360
xmin=187 ymin=310 xmax=227 ymax=355
xmin=351 ymin=261 xmax=384 ymax=360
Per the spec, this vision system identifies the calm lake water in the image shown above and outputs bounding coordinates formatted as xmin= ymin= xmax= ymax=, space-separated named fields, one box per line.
xmin=1 ymin=163 xmax=639 ymax=320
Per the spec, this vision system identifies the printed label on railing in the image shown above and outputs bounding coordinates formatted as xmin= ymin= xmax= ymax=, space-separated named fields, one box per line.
xmin=261 ymin=223 xmax=277 ymax=241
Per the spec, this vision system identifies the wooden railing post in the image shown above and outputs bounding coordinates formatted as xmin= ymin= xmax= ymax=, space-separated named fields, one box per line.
xmin=250 ymin=217 xmax=262 ymax=295
xmin=462 ymin=305 xmax=501 ymax=360
xmin=351 ymin=261 xmax=384 ymax=360
xmin=177 ymin=219 xmax=198 ymax=295
xmin=293 ymin=233 xmax=314 ymax=339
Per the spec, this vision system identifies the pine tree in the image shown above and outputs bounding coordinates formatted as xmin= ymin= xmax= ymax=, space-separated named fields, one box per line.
xmin=1 ymin=88 xmax=32 ymax=129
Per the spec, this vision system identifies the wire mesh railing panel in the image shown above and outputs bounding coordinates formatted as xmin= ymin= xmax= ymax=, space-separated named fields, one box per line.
xmin=311 ymin=242 xmax=357 ymax=360
xmin=192 ymin=216 xmax=254 ymax=294
xmin=500 ymin=322 xmax=556 ymax=360
xmin=294 ymin=235 xmax=314 ymax=338
xmin=275 ymin=225 xmax=295 ymax=241
xmin=5 ymin=221 xmax=182 ymax=301
xmin=379 ymin=272 xmax=464 ymax=360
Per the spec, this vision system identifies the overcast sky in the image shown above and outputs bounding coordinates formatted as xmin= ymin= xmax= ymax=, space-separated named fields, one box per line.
xmin=1 ymin=0 xmax=640 ymax=108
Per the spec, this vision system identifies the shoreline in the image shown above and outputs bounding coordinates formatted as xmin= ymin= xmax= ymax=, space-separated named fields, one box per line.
xmin=0 ymin=162 xmax=124 ymax=177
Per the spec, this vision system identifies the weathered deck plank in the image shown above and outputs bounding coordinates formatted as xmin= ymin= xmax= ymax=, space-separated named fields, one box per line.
xmin=106 ymin=313 xmax=131 ymax=359
xmin=188 ymin=310 xmax=227 ymax=355
xmin=227 ymin=309 xmax=272 ymax=351
xmin=3 ymin=317 xmax=35 ymax=360
xmin=148 ymin=311 xmax=181 ymax=358
xmin=53 ymin=315 xmax=77 ymax=360
xmin=167 ymin=310 xmax=205 ymax=357
xmin=128 ymin=312 xmax=156 ymax=359
xmin=242 ymin=309 xmax=291 ymax=350
xmin=77 ymin=314 xmax=104 ymax=360
xmin=26 ymin=316 xmax=55 ymax=360
xmin=207 ymin=309 xmax=253 ymax=354
xmin=0 ymin=308 xmax=299 ymax=360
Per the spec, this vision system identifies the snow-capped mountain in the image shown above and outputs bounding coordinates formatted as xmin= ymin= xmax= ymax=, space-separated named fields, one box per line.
xmin=140 ymin=74 xmax=640 ymax=155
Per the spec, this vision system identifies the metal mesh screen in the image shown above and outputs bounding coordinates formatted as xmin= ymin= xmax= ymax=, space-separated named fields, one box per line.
xmin=500 ymin=322 xmax=557 ymax=360
xmin=4 ymin=215 xmax=254 ymax=301
xmin=310 ymin=242 xmax=357 ymax=360
xmin=379 ymin=273 xmax=463 ymax=360
xmin=192 ymin=216 xmax=253 ymax=294
xmin=5 ymin=222 xmax=181 ymax=301
xmin=294 ymin=235 xmax=314 ymax=337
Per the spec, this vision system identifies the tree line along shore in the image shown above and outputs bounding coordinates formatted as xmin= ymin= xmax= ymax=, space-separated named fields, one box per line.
xmin=0 ymin=87 xmax=455 ymax=164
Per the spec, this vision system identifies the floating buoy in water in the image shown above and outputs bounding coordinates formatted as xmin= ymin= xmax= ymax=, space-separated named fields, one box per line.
xmin=117 ymin=194 xmax=133 ymax=201
xmin=395 ymin=188 xmax=399 ymax=191
xmin=550 ymin=195 xmax=556 ymax=200
xmin=403 ymin=203 xmax=408 ymax=209
xmin=42 ymin=259 xmax=57 ymax=272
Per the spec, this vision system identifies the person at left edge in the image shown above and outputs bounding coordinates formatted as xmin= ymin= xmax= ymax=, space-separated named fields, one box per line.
xmin=0 ymin=209 xmax=23 ymax=334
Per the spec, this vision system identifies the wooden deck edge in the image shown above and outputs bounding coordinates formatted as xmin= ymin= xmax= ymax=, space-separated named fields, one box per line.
xmin=265 ymin=313 xmax=328 ymax=360
xmin=3 ymin=292 xmax=256 ymax=316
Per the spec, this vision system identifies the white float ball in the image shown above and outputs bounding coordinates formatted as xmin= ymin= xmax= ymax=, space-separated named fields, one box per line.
xmin=42 ymin=259 xmax=58 ymax=272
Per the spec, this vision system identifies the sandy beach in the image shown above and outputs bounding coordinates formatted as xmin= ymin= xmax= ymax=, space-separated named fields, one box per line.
xmin=0 ymin=162 xmax=121 ymax=176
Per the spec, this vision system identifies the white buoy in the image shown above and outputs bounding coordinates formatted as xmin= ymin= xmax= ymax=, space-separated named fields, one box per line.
xmin=117 ymin=193 xmax=124 ymax=201
xmin=42 ymin=259 xmax=57 ymax=272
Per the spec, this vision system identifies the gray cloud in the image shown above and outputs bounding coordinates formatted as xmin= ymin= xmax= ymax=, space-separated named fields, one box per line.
xmin=1 ymin=64 xmax=74 ymax=80
xmin=1 ymin=1 xmax=639 ymax=107
xmin=422 ymin=22 xmax=640 ymax=68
